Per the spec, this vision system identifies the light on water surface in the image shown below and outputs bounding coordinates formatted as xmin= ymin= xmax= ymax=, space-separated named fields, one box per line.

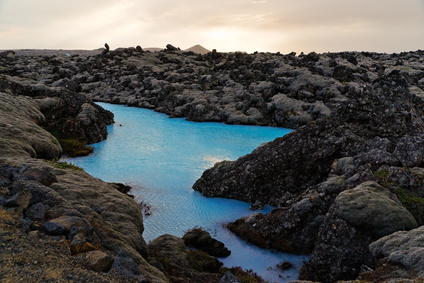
xmin=63 ymin=103 xmax=308 ymax=282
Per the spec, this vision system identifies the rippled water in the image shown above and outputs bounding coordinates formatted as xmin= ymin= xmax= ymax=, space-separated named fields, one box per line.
xmin=63 ymin=103 xmax=308 ymax=282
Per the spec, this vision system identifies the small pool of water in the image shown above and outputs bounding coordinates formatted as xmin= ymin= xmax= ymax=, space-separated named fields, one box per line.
xmin=63 ymin=103 xmax=308 ymax=282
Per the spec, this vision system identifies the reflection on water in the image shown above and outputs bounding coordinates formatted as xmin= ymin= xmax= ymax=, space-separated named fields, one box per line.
xmin=201 ymin=155 xmax=230 ymax=170
xmin=63 ymin=103 xmax=308 ymax=282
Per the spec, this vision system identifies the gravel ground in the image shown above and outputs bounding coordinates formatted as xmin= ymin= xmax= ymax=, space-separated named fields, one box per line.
xmin=0 ymin=208 xmax=134 ymax=283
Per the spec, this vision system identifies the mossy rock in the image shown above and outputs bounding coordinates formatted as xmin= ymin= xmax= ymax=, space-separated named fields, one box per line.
xmin=58 ymin=138 xmax=93 ymax=157
xmin=335 ymin=181 xmax=417 ymax=238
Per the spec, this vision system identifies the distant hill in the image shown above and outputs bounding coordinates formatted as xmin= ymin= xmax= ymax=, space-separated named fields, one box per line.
xmin=184 ymin=45 xmax=210 ymax=54
xmin=144 ymin=47 xmax=163 ymax=52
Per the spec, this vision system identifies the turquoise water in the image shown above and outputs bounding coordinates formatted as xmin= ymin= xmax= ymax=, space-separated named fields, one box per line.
xmin=63 ymin=103 xmax=308 ymax=282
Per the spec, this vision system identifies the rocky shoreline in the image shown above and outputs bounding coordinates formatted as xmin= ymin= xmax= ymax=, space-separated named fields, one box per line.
xmin=0 ymin=49 xmax=255 ymax=283
xmin=1 ymin=46 xmax=424 ymax=282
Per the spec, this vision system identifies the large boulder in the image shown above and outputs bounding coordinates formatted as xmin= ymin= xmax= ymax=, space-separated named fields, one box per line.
xmin=334 ymin=181 xmax=417 ymax=238
xmin=0 ymin=92 xmax=62 ymax=159
xmin=183 ymin=227 xmax=231 ymax=257
xmin=369 ymin=225 xmax=424 ymax=279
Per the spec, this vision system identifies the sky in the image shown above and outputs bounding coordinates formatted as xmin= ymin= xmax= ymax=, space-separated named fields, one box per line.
xmin=0 ymin=0 xmax=424 ymax=54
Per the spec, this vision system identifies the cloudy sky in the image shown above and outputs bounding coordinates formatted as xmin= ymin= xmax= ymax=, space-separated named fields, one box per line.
xmin=1 ymin=0 xmax=424 ymax=53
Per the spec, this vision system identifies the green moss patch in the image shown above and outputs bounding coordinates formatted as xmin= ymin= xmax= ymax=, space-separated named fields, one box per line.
xmin=58 ymin=138 xmax=93 ymax=157
xmin=394 ymin=188 xmax=424 ymax=226
xmin=47 ymin=161 xmax=84 ymax=171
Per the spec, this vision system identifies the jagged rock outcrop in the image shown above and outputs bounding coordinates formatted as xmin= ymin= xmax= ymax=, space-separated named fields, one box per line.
xmin=194 ymin=70 xmax=424 ymax=281
xmin=0 ymin=74 xmax=113 ymax=146
xmin=0 ymin=92 xmax=62 ymax=159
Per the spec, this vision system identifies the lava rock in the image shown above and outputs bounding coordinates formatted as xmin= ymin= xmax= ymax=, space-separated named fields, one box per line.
xmin=183 ymin=228 xmax=231 ymax=257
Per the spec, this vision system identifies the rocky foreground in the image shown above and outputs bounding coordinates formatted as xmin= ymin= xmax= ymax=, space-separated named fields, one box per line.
xmin=1 ymin=46 xmax=424 ymax=282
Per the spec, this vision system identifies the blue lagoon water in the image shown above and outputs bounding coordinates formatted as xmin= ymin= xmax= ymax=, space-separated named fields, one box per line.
xmin=63 ymin=103 xmax=308 ymax=282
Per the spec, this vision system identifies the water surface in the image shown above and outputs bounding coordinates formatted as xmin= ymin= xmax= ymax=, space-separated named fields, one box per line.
xmin=63 ymin=103 xmax=307 ymax=282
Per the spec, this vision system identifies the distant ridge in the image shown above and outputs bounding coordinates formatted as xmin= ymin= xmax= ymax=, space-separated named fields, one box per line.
xmin=144 ymin=47 xmax=163 ymax=52
xmin=184 ymin=45 xmax=210 ymax=54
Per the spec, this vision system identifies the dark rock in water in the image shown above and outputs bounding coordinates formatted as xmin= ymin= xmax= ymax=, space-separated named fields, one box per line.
xmin=249 ymin=200 xmax=264 ymax=210
xmin=219 ymin=271 xmax=242 ymax=283
xmin=109 ymin=182 xmax=132 ymax=194
xmin=183 ymin=227 xmax=231 ymax=257
xmin=277 ymin=261 xmax=293 ymax=271
xmin=138 ymin=201 xmax=152 ymax=216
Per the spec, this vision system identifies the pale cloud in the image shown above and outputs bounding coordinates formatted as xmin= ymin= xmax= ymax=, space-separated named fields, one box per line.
xmin=0 ymin=0 xmax=424 ymax=53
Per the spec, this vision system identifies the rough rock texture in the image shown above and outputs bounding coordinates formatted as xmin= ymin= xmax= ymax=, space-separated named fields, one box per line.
xmin=148 ymin=234 xmax=223 ymax=283
xmin=0 ymin=74 xmax=114 ymax=156
xmin=0 ymin=92 xmax=62 ymax=159
xmin=0 ymin=157 xmax=167 ymax=283
xmin=334 ymin=181 xmax=417 ymax=238
xmin=183 ymin=228 xmax=231 ymax=257
xmin=0 ymin=207 xmax=146 ymax=282
xmin=369 ymin=225 xmax=424 ymax=279
xmin=193 ymin=59 xmax=424 ymax=281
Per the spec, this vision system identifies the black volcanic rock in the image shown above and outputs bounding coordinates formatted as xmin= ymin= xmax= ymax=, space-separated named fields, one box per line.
xmin=183 ymin=228 xmax=231 ymax=257
xmin=194 ymin=72 xmax=424 ymax=281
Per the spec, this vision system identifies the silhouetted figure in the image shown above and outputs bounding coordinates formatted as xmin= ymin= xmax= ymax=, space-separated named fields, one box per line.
xmin=101 ymin=43 xmax=110 ymax=55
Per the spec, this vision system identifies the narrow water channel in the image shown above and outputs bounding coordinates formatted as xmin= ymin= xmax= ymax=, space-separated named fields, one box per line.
xmin=63 ymin=103 xmax=308 ymax=282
